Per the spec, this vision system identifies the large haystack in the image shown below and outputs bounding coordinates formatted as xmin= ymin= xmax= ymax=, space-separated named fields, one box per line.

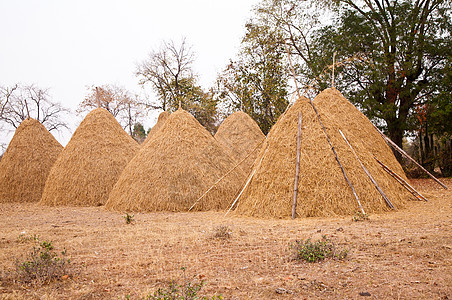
xmin=313 ymin=88 xmax=408 ymax=180
xmin=105 ymin=108 xmax=247 ymax=212
xmin=0 ymin=118 xmax=63 ymax=203
xmin=142 ymin=111 xmax=170 ymax=146
xmin=215 ymin=111 xmax=265 ymax=172
xmin=40 ymin=108 xmax=139 ymax=206
xmin=235 ymin=93 xmax=411 ymax=218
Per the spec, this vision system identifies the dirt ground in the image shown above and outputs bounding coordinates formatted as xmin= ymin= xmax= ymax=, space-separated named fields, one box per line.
xmin=0 ymin=178 xmax=451 ymax=299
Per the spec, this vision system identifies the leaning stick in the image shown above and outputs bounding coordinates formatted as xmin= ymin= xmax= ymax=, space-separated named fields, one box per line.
xmin=373 ymin=125 xmax=448 ymax=190
xmin=332 ymin=52 xmax=336 ymax=88
xmin=95 ymin=87 xmax=101 ymax=108
xmin=225 ymin=145 xmax=269 ymax=217
xmin=292 ymin=112 xmax=303 ymax=219
xmin=374 ymin=157 xmax=428 ymax=202
xmin=339 ymin=130 xmax=394 ymax=209
xmin=309 ymin=99 xmax=365 ymax=215
xmin=189 ymin=138 xmax=265 ymax=211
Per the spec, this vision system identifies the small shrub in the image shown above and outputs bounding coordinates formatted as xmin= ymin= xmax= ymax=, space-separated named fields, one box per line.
xmin=15 ymin=239 xmax=70 ymax=285
xmin=16 ymin=233 xmax=39 ymax=243
xmin=211 ymin=225 xmax=232 ymax=240
xmin=124 ymin=213 xmax=135 ymax=224
xmin=352 ymin=211 xmax=369 ymax=222
xmin=146 ymin=267 xmax=223 ymax=300
xmin=290 ymin=235 xmax=349 ymax=263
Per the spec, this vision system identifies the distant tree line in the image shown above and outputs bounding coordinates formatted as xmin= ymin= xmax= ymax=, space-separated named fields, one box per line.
xmin=215 ymin=0 xmax=451 ymax=176
xmin=1 ymin=0 xmax=450 ymax=175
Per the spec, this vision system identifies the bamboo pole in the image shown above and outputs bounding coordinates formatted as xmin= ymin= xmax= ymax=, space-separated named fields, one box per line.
xmin=292 ymin=112 xmax=303 ymax=219
xmin=332 ymin=52 xmax=336 ymax=88
xmin=188 ymin=138 xmax=265 ymax=211
xmin=95 ymin=87 xmax=100 ymax=108
xmin=373 ymin=124 xmax=448 ymax=190
xmin=339 ymin=130 xmax=394 ymax=209
xmin=309 ymin=99 xmax=365 ymax=214
xmin=225 ymin=145 xmax=269 ymax=217
xmin=374 ymin=157 xmax=428 ymax=202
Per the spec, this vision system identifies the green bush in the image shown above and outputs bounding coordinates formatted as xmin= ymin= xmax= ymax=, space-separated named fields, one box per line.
xmin=146 ymin=267 xmax=222 ymax=300
xmin=124 ymin=213 xmax=135 ymax=224
xmin=290 ymin=235 xmax=348 ymax=263
xmin=15 ymin=239 xmax=70 ymax=284
xmin=352 ymin=211 xmax=369 ymax=222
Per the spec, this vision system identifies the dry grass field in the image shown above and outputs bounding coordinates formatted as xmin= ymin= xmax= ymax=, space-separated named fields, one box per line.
xmin=1 ymin=178 xmax=451 ymax=299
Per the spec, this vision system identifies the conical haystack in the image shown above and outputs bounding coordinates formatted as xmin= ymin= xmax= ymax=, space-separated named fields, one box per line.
xmin=215 ymin=111 xmax=265 ymax=172
xmin=105 ymin=108 xmax=247 ymax=212
xmin=142 ymin=111 xmax=170 ymax=146
xmin=0 ymin=118 xmax=63 ymax=202
xmin=313 ymin=88 xmax=408 ymax=180
xmin=235 ymin=94 xmax=411 ymax=218
xmin=40 ymin=108 xmax=139 ymax=206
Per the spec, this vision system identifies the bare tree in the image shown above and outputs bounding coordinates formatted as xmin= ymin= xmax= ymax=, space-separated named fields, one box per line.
xmin=77 ymin=84 xmax=145 ymax=136
xmin=0 ymin=83 xmax=69 ymax=132
xmin=136 ymin=38 xmax=196 ymax=111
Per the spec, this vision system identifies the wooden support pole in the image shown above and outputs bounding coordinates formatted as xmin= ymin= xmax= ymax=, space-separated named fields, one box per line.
xmin=332 ymin=52 xmax=336 ymax=88
xmin=339 ymin=130 xmax=394 ymax=209
xmin=309 ymin=100 xmax=365 ymax=215
xmin=292 ymin=112 xmax=303 ymax=219
xmin=225 ymin=145 xmax=269 ymax=217
xmin=373 ymin=125 xmax=448 ymax=190
xmin=188 ymin=138 xmax=264 ymax=211
xmin=374 ymin=157 xmax=428 ymax=202
xmin=95 ymin=87 xmax=100 ymax=108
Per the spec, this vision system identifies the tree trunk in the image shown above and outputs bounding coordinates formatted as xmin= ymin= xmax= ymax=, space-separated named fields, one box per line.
xmin=388 ymin=124 xmax=404 ymax=163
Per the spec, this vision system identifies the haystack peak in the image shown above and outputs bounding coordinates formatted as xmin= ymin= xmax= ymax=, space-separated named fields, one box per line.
xmin=106 ymin=109 xmax=246 ymax=212
xmin=0 ymin=118 xmax=62 ymax=203
xmin=215 ymin=110 xmax=265 ymax=172
xmin=235 ymin=92 xmax=410 ymax=218
xmin=40 ymin=108 xmax=139 ymax=206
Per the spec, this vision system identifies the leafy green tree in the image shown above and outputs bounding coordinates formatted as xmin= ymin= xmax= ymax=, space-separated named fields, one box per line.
xmin=251 ymin=0 xmax=451 ymax=162
xmin=311 ymin=0 xmax=451 ymax=154
xmin=217 ymin=21 xmax=289 ymax=134
xmin=253 ymin=0 xmax=328 ymax=89
xmin=132 ymin=122 xmax=147 ymax=144
xmin=411 ymin=58 xmax=452 ymax=175
xmin=177 ymin=77 xmax=219 ymax=134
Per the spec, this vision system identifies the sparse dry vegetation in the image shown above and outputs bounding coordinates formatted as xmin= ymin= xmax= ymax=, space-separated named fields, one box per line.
xmin=290 ymin=235 xmax=349 ymax=263
xmin=14 ymin=239 xmax=70 ymax=285
xmin=0 ymin=178 xmax=450 ymax=299
xmin=211 ymin=225 xmax=233 ymax=240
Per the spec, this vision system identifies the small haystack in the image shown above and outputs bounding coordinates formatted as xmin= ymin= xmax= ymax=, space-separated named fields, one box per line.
xmin=142 ymin=111 xmax=170 ymax=146
xmin=235 ymin=93 xmax=411 ymax=218
xmin=313 ymin=88 xmax=409 ymax=180
xmin=0 ymin=118 xmax=63 ymax=203
xmin=40 ymin=108 xmax=139 ymax=206
xmin=105 ymin=108 xmax=246 ymax=212
xmin=215 ymin=111 xmax=265 ymax=172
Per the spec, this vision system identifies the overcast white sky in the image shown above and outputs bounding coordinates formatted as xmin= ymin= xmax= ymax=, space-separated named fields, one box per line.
xmin=0 ymin=0 xmax=260 ymax=146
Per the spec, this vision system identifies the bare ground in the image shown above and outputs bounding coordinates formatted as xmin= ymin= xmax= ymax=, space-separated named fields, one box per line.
xmin=0 ymin=178 xmax=451 ymax=299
